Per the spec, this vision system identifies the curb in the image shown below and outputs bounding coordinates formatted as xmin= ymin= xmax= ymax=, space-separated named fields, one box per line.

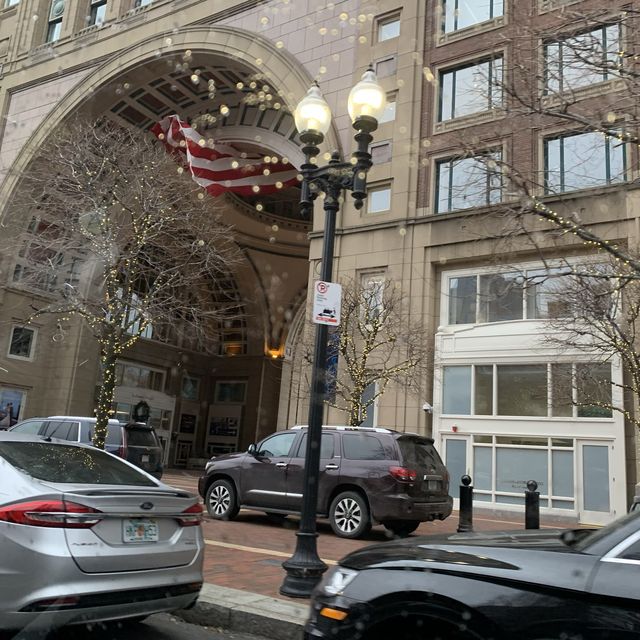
xmin=174 ymin=583 xmax=308 ymax=639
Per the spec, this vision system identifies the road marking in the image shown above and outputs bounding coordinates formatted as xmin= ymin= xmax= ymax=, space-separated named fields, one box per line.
xmin=204 ymin=538 xmax=337 ymax=565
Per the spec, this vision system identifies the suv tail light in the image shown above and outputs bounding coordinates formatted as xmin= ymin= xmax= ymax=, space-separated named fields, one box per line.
xmin=176 ymin=502 xmax=203 ymax=527
xmin=0 ymin=499 xmax=102 ymax=528
xmin=389 ymin=466 xmax=417 ymax=482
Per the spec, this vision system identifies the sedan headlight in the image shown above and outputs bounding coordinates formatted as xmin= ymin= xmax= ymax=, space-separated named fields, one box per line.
xmin=320 ymin=566 xmax=359 ymax=596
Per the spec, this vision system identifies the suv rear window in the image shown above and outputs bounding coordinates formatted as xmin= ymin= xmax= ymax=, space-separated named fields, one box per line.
xmin=126 ymin=427 xmax=158 ymax=447
xmin=0 ymin=442 xmax=157 ymax=485
xmin=397 ymin=436 xmax=443 ymax=469
xmin=42 ymin=421 xmax=79 ymax=441
xmin=105 ymin=424 xmax=123 ymax=446
xmin=342 ymin=433 xmax=392 ymax=460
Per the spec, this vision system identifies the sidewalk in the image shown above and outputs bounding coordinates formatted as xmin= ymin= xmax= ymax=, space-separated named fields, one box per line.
xmin=164 ymin=469 xmax=579 ymax=638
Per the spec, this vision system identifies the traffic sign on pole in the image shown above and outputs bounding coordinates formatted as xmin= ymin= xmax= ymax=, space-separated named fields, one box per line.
xmin=312 ymin=281 xmax=342 ymax=325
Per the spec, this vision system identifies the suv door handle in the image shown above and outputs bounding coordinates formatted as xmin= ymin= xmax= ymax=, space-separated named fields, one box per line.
xmin=275 ymin=462 xmax=288 ymax=468
xmin=325 ymin=463 xmax=339 ymax=470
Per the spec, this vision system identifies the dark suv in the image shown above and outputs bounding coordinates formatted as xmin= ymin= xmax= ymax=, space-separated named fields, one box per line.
xmin=9 ymin=416 xmax=164 ymax=479
xmin=198 ymin=426 xmax=452 ymax=538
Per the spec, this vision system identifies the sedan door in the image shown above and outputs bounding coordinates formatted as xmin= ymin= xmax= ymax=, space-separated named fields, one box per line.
xmin=285 ymin=432 xmax=340 ymax=514
xmin=240 ymin=431 xmax=298 ymax=510
xmin=586 ymin=532 xmax=640 ymax=636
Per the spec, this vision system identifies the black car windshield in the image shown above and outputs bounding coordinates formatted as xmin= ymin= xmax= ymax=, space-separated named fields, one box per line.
xmin=0 ymin=442 xmax=158 ymax=486
xmin=397 ymin=436 xmax=442 ymax=469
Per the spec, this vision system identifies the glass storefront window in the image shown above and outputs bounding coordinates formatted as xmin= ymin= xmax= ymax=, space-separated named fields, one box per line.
xmin=442 ymin=366 xmax=471 ymax=414
xmin=551 ymin=363 xmax=573 ymax=417
xmin=576 ymin=363 xmax=612 ymax=417
xmin=478 ymin=272 xmax=523 ymax=322
xmin=475 ymin=365 xmax=493 ymax=415
xmin=497 ymin=365 xmax=547 ymax=416
xmin=448 ymin=275 xmax=477 ymax=324
xmin=525 ymin=268 xmax=571 ymax=319
xmin=496 ymin=448 xmax=548 ymax=495
xmin=473 ymin=447 xmax=492 ymax=490
xmin=552 ymin=450 xmax=574 ymax=497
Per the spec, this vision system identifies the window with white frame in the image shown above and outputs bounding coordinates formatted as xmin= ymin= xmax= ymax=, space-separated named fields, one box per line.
xmin=4 ymin=0 xmax=19 ymax=7
xmin=435 ymin=150 xmax=502 ymax=213
xmin=544 ymin=24 xmax=621 ymax=95
xmin=544 ymin=131 xmax=626 ymax=194
xmin=361 ymin=272 xmax=386 ymax=320
xmin=445 ymin=267 xmax=573 ymax=325
xmin=8 ymin=326 xmax=36 ymax=360
xmin=439 ymin=57 xmax=503 ymax=121
xmin=114 ymin=362 xmax=164 ymax=391
xmin=367 ymin=184 xmax=391 ymax=213
xmin=46 ymin=0 xmax=64 ymax=42
xmin=442 ymin=362 xmax=613 ymax=417
xmin=88 ymin=0 xmax=106 ymax=25
xmin=378 ymin=94 xmax=397 ymax=124
xmin=134 ymin=0 xmax=152 ymax=6
xmin=371 ymin=140 xmax=392 ymax=164
xmin=377 ymin=15 xmax=400 ymax=42
xmin=442 ymin=0 xmax=504 ymax=33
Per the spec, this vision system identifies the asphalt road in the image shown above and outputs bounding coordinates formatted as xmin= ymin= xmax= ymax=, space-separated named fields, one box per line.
xmin=2 ymin=614 xmax=273 ymax=640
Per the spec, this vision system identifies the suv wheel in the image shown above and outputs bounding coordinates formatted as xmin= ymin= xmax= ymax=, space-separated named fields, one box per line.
xmin=382 ymin=520 xmax=420 ymax=538
xmin=205 ymin=479 xmax=240 ymax=520
xmin=329 ymin=491 xmax=371 ymax=539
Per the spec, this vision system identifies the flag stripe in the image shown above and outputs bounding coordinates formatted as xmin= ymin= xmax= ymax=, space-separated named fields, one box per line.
xmin=151 ymin=115 xmax=298 ymax=197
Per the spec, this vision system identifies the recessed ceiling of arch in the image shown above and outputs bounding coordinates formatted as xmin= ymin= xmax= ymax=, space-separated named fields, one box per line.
xmin=93 ymin=53 xmax=308 ymax=229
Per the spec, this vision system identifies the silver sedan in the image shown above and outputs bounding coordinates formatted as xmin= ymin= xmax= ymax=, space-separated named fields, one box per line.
xmin=0 ymin=432 xmax=204 ymax=632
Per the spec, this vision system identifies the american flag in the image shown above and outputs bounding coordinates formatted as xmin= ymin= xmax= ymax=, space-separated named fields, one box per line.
xmin=151 ymin=115 xmax=299 ymax=197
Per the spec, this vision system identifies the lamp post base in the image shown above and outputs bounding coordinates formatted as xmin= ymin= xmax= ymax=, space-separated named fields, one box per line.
xmin=280 ymin=531 xmax=328 ymax=598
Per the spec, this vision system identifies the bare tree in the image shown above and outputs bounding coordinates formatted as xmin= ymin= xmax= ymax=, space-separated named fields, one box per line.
xmin=0 ymin=119 xmax=241 ymax=447
xmin=297 ymin=277 xmax=429 ymax=427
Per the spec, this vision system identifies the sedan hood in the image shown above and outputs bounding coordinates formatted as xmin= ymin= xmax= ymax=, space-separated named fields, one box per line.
xmin=340 ymin=529 xmax=586 ymax=571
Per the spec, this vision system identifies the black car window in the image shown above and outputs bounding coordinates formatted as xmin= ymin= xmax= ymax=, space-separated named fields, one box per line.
xmin=42 ymin=420 xmax=79 ymax=441
xmin=342 ymin=434 xmax=390 ymax=460
xmin=257 ymin=432 xmax=297 ymax=458
xmin=0 ymin=442 xmax=157 ymax=485
xmin=126 ymin=427 xmax=158 ymax=447
xmin=296 ymin=433 xmax=335 ymax=458
xmin=9 ymin=420 xmax=45 ymax=435
xmin=397 ymin=436 xmax=443 ymax=469
xmin=618 ymin=538 xmax=640 ymax=561
xmin=105 ymin=424 xmax=123 ymax=446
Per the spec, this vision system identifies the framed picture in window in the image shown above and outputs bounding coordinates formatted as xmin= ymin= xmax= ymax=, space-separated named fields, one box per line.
xmin=181 ymin=375 xmax=200 ymax=401
xmin=179 ymin=413 xmax=197 ymax=434
xmin=214 ymin=381 xmax=246 ymax=404
xmin=0 ymin=387 xmax=25 ymax=427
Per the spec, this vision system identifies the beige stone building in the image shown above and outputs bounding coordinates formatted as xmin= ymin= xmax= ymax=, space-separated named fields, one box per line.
xmin=0 ymin=0 xmax=636 ymax=526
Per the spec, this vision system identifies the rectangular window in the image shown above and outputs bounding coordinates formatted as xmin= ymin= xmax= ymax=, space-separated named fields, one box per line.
xmin=0 ymin=387 xmax=25 ymax=426
xmin=134 ymin=0 xmax=152 ymax=6
xmin=478 ymin=272 xmax=523 ymax=322
xmin=439 ymin=57 xmax=503 ymax=121
xmin=89 ymin=0 xmax=107 ymax=26
xmin=551 ymin=363 xmax=573 ymax=417
xmin=545 ymin=24 xmax=621 ymax=95
xmin=497 ymin=364 xmax=547 ymax=416
xmin=115 ymin=362 xmax=164 ymax=391
xmin=448 ymin=275 xmax=477 ymax=324
xmin=378 ymin=95 xmax=396 ymax=124
xmin=375 ymin=57 xmax=397 ymax=78
xmin=4 ymin=0 xmax=19 ymax=6
xmin=8 ymin=326 xmax=36 ymax=360
xmin=525 ymin=268 xmax=571 ymax=319
xmin=46 ymin=19 xmax=62 ymax=43
xmin=181 ymin=375 xmax=200 ymax=401
xmin=443 ymin=366 xmax=471 ymax=414
xmin=544 ymin=131 xmax=625 ymax=194
xmin=475 ymin=365 xmax=493 ymax=415
xmin=371 ymin=141 xmax=392 ymax=164
xmin=377 ymin=15 xmax=400 ymax=42
xmin=361 ymin=273 xmax=385 ymax=319
xmin=435 ymin=150 xmax=502 ymax=213
xmin=214 ymin=381 xmax=247 ymax=404
xmin=443 ymin=0 xmax=504 ymax=33
xmin=367 ymin=185 xmax=391 ymax=213
xmin=576 ymin=363 xmax=612 ymax=417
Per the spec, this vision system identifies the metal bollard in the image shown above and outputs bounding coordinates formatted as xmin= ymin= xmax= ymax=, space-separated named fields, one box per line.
xmin=457 ymin=474 xmax=474 ymax=533
xmin=524 ymin=480 xmax=540 ymax=530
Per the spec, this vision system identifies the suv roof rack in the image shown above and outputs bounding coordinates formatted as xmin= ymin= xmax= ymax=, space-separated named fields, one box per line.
xmin=291 ymin=425 xmax=396 ymax=433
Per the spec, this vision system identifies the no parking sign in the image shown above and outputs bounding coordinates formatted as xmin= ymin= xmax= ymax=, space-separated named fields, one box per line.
xmin=312 ymin=281 xmax=342 ymax=326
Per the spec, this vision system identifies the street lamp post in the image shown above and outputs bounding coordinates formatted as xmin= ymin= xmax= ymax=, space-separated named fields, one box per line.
xmin=280 ymin=67 xmax=386 ymax=598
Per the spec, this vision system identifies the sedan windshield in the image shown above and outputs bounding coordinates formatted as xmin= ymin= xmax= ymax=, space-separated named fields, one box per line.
xmin=0 ymin=442 xmax=157 ymax=486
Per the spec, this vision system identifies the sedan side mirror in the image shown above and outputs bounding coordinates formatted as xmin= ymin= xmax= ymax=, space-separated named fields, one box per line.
xmin=247 ymin=443 xmax=257 ymax=455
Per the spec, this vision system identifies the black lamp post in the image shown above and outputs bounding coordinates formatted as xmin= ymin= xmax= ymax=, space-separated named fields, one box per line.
xmin=280 ymin=67 xmax=386 ymax=598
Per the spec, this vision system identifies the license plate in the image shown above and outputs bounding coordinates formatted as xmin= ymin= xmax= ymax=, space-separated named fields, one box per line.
xmin=141 ymin=454 xmax=150 ymax=463
xmin=123 ymin=519 xmax=158 ymax=543
xmin=427 ymin=480 xmax=441 ymax=491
